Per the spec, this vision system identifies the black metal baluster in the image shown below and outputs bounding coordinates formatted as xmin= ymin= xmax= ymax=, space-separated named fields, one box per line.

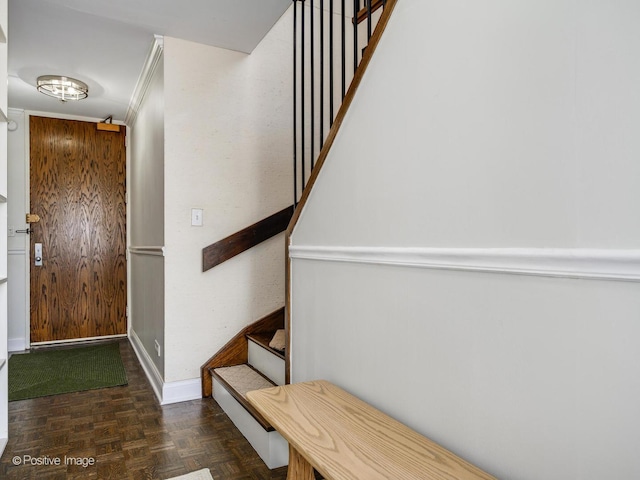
xmin=293 ymin=0 xmax=298 ymax=204
xmin=341 ymin=0 xmax=346 ymax=100
xmin=310 ymin=0 xmax=315 ymax=169
xmin=301 ymin=0 xmax=306 ymax=188
xmin=319 ymin=0 xmax=324 ymax=155
xmin=329 ymin=0 xmax=334 ymax=125
xmin=353 ymin=0 xmax=358 ymax=72
xmin=367 ymin=0 xmax=372 ymax=41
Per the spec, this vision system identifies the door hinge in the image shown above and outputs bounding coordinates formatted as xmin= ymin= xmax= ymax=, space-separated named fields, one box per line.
xmin=126 ymin=306 xmax=129 ymax=317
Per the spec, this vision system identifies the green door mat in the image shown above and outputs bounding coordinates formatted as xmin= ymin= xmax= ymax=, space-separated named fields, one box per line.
xmin=8 ymin=342 xmax=128 ymax=401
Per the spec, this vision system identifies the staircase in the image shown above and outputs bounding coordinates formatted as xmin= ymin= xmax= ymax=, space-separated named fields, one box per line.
xmin=199 ymin=205 xmax=292 ymax=469
xmin=201 ymin=0 xmax=395 ymax=471
xmin=201 ymin=309 xmax=288 ymax=468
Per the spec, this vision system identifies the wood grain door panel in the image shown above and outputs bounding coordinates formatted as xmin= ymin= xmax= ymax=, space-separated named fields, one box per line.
xmin=30 ymin=116 xmax=127 ymax=343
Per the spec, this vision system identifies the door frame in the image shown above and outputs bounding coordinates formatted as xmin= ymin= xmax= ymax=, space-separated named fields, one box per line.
xmin=22 ymin=110 xmax=130 ymax=347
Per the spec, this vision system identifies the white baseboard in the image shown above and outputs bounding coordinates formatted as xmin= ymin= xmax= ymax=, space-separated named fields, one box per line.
xmin=128 ymin=330 xmax=201 ymax=405
xmin=161 ymin=378 xmax=201 ymax=405
xmin=128 ymin=330 xmax=163 ymax=403
xmin=8 ymin=338 xmax=27 ymax=353
xmin=290 ymin=246 xmax=640 ymax=282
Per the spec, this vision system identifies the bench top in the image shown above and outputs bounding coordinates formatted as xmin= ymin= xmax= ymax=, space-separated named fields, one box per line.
xmin=246 ymin=380 xmax=495 ymax=480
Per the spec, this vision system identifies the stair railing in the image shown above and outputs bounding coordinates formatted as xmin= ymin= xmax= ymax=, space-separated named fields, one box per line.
xmin=202 ymin=206 xmax=294 ymax=272
xmin=287 ymin=0 xmax=398 ymax=384
xmin=293 ymin=0 xmax=388 ymax=205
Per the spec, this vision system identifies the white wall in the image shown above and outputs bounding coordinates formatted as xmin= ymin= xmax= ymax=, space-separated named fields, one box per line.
xmin=294 ymin=1 xmax=640 ymax=248
xmin=161 ymin=7 xmax=293 ymax=384
xmin=130 ymin=54 xmax=166 ymax=379
xmin=290 ymin=1 xmax=640 ymax=479
xmin=7 ymin=109 xmax=27 ymax=352
xmin=130 ymin=58 xmax=165 ymax=249
xmin=0 ymin=0 xmax=8 ymax=450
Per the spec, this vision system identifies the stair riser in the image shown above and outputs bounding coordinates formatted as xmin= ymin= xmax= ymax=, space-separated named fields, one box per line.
xmin=248 ymin=341 xmax=286 ymax=386
xmin=212 ymin=376 xmax=288 ymax=469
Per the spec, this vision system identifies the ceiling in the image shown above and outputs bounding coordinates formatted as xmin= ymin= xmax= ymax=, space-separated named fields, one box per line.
xmin=8 ymin=0 xmax=292 ymax=122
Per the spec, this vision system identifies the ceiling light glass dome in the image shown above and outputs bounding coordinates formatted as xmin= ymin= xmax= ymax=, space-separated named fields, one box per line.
xmin=37 ymin=75 xmax=88 ymax=102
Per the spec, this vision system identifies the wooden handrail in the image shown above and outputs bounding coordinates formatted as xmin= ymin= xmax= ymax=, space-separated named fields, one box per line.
xmin=202 ymin=205 xmax=294 ymax=272
xmin=285 ymin=0 xmax=399 ymax=384
xmin=354 ymin=0 xmax=384 ymax=25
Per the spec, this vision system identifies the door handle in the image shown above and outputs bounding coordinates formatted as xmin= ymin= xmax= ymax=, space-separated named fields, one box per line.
xmin=35 ymin=243 xmax=43 ymax=266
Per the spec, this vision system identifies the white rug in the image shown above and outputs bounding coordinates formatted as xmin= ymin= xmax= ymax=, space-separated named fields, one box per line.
xmin=167 ymin=469 xmax=214 ymax=480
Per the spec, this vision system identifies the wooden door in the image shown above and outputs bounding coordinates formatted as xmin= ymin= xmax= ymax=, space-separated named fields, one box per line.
xmin=29 ymin=116 xmax=127 ymax=343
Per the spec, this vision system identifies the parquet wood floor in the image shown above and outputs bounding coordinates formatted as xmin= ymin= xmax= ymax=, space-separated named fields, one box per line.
xmin=0 ymin=339 xmax=289 ymax=480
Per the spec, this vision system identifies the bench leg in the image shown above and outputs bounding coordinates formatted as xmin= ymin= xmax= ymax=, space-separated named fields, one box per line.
xmin=287 ymin=444 xmax=315 ymax=480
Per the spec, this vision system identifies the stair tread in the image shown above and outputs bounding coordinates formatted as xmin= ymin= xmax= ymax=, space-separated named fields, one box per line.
xmin=212 ymin=364 xmax=277 ymax=432
xmin=214 ymin=364 xmax=276 ymax=399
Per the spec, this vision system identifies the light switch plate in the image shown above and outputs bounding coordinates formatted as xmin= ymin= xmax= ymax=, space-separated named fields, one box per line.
xmin=191 ymin=208 xmax=203 ymax=226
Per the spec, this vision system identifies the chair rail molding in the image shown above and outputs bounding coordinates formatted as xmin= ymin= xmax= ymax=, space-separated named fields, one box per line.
xmin=129 ymin=246 xmax=165 ymax=257
xmin=289 ymin=246 xmax=640 ymax=282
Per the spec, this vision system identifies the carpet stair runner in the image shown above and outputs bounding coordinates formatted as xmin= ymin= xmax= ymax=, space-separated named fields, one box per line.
xmin=210 ymin=329 xmax=288 ymax=469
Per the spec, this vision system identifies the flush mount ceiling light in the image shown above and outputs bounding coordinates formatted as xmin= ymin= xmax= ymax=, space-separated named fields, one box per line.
xmin=36 ymin=75 xmax=89 ymax=102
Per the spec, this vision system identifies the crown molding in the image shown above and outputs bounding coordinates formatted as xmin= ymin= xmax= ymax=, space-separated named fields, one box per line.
xmin=125 ymin=35 xmax=164 ymax=126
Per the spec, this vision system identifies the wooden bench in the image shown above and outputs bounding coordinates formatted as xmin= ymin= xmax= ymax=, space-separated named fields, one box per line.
xmin=247 ymin=380 xmax=496 ymax=480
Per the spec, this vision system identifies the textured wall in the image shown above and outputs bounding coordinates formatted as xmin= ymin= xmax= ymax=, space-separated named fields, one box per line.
xmin=162 ymin=7 xmax=293 ymax=383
